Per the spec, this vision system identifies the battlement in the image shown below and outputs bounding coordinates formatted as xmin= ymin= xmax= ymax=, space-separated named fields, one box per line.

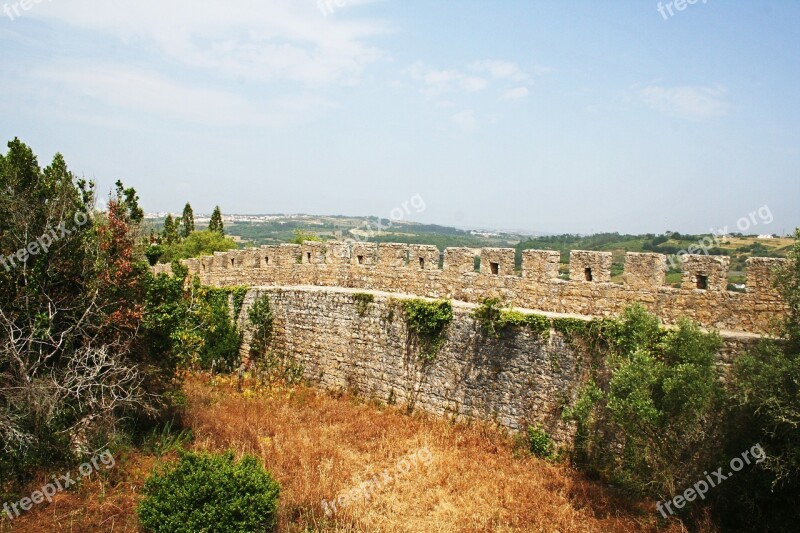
xmin=153 ymin=241 xmax=789 ymax=335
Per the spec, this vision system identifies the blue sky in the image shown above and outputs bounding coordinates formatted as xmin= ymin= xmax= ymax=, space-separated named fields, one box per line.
xmin=1 ymin=0 xmax=798 ymax=234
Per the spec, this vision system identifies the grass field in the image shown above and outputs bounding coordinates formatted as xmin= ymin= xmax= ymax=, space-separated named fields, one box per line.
xmin=1 ymin=374 xmax=705 ymax=532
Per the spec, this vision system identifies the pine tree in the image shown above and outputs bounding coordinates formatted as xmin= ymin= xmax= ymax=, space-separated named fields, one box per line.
xmin=208 ymin=206 xmax=224 ymax=235
xmin=181 ymin=202 xmax=195 ymax=238
xmin=163 ymin=214 xmax=179 ymax=244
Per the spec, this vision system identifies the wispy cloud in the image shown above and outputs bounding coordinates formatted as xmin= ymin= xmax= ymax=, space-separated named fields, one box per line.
xmin=638 ymin=84 xmax=730 ymax=120
xmin=34 ymin=64 xmax=329 ymax=126
xmin=502 ymin=87 xmax=530 ymax=100
xmin=29 ymin=0 xmax=389 ymax=86
xmin=451 ymin=109 xmax=478 ymax=132
xmin=407 ymin=63 xmax=487 ymax=96
xmin=470 ymin=60 xmax=531 ymax=83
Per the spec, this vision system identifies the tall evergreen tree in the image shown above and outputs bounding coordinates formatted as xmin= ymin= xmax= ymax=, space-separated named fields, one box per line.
xmin=163 ymin=213 xmax=179 ymax=244
xmin=208 ymin=205 xmax=224 ymax=235
xmin=181 ymin=202 xmax=195 ymax=238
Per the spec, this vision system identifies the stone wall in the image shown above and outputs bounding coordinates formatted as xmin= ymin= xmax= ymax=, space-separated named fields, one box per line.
xmin=232 ymin=286 xmax=760 ymax=441
xmin=152 ymin=241 xmax=790 ymax=335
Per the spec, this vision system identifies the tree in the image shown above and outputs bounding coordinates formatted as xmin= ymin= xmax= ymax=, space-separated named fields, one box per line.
xmin=181 ymin=202 xmax=195 ymax=238
xmin=208 ymin=206 xmax=224 ymax=235
xmin=162 ymin=214 xmax=179 ymax=244
xmin=0 ymin=139 xmax=156 ymax=480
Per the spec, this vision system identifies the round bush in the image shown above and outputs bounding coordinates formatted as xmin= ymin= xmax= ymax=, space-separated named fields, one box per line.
xmin=137 ymin=450 xmax=280 ymax=532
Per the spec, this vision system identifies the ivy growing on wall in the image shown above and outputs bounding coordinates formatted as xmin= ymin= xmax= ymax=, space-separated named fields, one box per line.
xmin=352 ymin=292 xmax=375 ymax=316
xmin=471 ymin=298 xmax=551 ymax=338
xmin=402 ymin=298 xmax=453 ymax=362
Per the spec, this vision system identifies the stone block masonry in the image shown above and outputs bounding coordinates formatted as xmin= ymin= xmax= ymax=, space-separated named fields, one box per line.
xmin=233 ymin=286 xmax=762 ymax=442
xmin=158 ymin=241 xmax=789 ymax=335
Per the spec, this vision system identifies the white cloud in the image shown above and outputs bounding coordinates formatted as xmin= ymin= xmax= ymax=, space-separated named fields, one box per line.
xmin=470 ymin=60 xmax=530 ymax=82
xmin=638 ymin=84 xmax=730 ymax=120
xmin=407 ymin=63 xmax=487 ymax=96
xmin=502 ymin=87 xmax=530 ymax=100
xmin=29 ymin=0 xmax=388 ymax=86
xmin=451 ymin=110 xmax=477 ymax=132
xmin=35 ymin=64 xmax=329 ymax=126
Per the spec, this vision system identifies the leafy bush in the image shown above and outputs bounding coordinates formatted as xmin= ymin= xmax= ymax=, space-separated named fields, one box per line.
xmin=472 ymin=298 xmax=550 ymax=338
xmin=527 ymin=426 xmax=555 ymax=459
xmin=138 ymin=450 xmax=280 ymax=533
xmin=402 ymin=299 xmax=453 ymax=361
xmin=562 ymin=305 xmax=724 ymax=497
xmin=353 ymin=292 xmax=375 ymax=316
xmin=248 ymin=293 xmax=274 ymax=358
xmin=158 ymin=230 xmax=238 ymax=263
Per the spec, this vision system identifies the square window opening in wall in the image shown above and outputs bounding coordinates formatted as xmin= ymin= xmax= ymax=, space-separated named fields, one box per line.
xmin=490 ymin=262 xmax=499 ymax=275
xmin=419 ymin=257 xmax=425 ymax=269
xmin=357 ymin=255 xmax=364 ymax=265
xmin=306 ymin=252 xmax=312 ymax=262
xmin=230 ymin=258 xmax=235 ymax=267
xmin=264 ymin=256 xmax=270 ymax=265
xmin=696 ymin=274 xmax=708 ymax=290
xmin=584 ymin=267 xmax=593 ymax=281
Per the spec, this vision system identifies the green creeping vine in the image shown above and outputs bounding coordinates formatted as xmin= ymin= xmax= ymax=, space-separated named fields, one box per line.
xmin=402 ymin=299 xmax=453 ymax=362
xmin=471 ymin=298 xmax=551 ymax=338
xmin=353 ymin=292 xmax=375 ymax=316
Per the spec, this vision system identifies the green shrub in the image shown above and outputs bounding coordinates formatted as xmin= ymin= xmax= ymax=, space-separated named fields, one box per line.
xmin=472 ymin=298 xmax=551 ymax=338
xmin=402 ymin=299 xmax=453 ymax=362
xmin=137 ymin=450 xmax=280 ymax=533
xmin=353 ymin=292 xmax=375 ymax=316
xmin=248 ymin=293 xmax=274 ymax=359
xmin=562 ymin=305 xmax=724 ymax=497
xmin=527 ymin=426 xmax=555 ymax=459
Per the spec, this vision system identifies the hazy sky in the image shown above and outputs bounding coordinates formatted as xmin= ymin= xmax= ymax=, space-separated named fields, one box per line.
xmin=1 ymin=1 xmax=798 ymax=234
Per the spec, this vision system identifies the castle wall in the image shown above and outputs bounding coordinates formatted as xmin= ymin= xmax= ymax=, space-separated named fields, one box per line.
xmin=170 ymin=241 xmax=788 ymax=335
xmin=235 ymin=286 xmax=762 ymax=441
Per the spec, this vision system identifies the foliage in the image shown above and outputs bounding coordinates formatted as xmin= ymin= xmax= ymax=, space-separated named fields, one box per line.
xmin=402 ymin=299 xmax=453 ymax=362
xmin=162 ymin=213 xmax=179 ymax=245
xmin=472 ymin=298 xmax=551 ymax=338
xmin=248 ymin=293 xmax=274 ymax=359
xmin=142 ymin=270 xmax=246 ymax=373
xmin=716 ymin=228 xmax=800 ymax=530
xmin=0 ymin=138 xmax=161 ymax=483
xmin=137 ymin=450 xmax=280 ymax=533
xmin=181 ymin=203 xmax=195 ymax=238
xmin=208 ymin=205 xmax=224 ymax=235
xmin=290 ymin=229 xmax=322 ymax=244
xmin=353 ymin=292 xmax=375 ymax=316
xmin=527 ymin=426 xmax=555 ymax=459
xmin=158 ymin=230 xmax=238 ymax=263
xmin=562 ymin=305 xmax=724 ymax=498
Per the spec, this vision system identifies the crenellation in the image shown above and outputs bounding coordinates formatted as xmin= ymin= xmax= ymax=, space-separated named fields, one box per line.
xmin=746 ymin=257 xmax=787 ymax=296
xmin=521 ymin=250 xmax=560 ymax=282
xmin=409 ymin=244 xmax=439 ymax=270
xmin=444 ymin=247 xmax=476 ymax=274
xmin=569 ymin=251 xmax=612 ymax=283
xmin=163 ymin=242 xmax=787 ymax=335
xmin=681 ymin=254 xmax=729 ymax=291
xmin=302 ymin=241 xmax=326 ymax=265
xmin=480 ymin=248 xmax=515 ymax=276
xmin=378 ymin=243 xmax=408 ymax=267
xmin=623 ymin=252 xmax=666 ymax=289
xmin=351 ymin=242 xmax=378 ymax=266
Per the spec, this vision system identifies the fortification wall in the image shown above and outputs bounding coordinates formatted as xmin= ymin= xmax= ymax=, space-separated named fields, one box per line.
xmin=231 ymin=286 xmax=760 ymax=441
xmin=151 ymin=242 xmax=789 ymax=335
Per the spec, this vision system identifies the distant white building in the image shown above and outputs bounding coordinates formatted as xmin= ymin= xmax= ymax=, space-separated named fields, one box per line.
xmin=757 ymin=234 xmax=775 ymax=239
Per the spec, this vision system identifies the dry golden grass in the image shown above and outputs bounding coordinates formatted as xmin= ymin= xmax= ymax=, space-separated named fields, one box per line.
xmin=3 ymin=374 xmax=695 ymax=532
